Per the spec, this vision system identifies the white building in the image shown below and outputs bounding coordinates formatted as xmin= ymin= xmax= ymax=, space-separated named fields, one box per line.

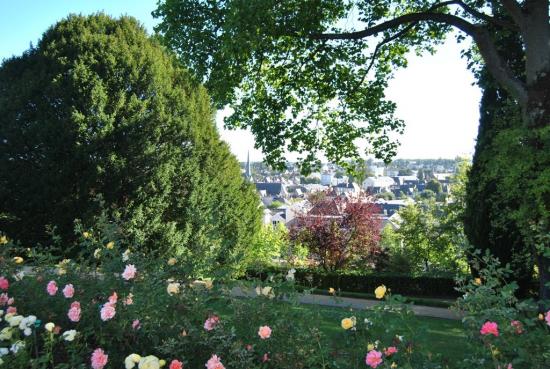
xmin=362 ymin=176 xmax=395 ymax=192
xmin=321 ymin=172 xmax=333 ymax=186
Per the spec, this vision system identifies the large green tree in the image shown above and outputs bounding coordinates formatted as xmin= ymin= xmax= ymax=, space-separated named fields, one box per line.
xmin=154 ymin=0 xmax=550 ymax=299
xmin=464 ymin=12 xmax=536 ymax=293
xmin=0 ymin=14 xmax=261 ymax=274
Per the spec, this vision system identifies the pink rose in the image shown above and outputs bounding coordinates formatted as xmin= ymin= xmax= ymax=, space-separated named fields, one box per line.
xmin=205 ymin=354 xmax=225 ymax=369
xmin=480 ymin=321 xmax=499 ymax=337
xmin=169 ymin=359 xmax=183 ymax=369
xmin=545 ymin=311 xmax=550 ymax=327
xmin=108 ymin=292 xmax=118 ymax=304
xmin=384 ymin=346 xmax=398 ymax=356
xmin=91 ymin=348 xmax=108 ymax=369
xmin=6 ymin=306 xmax=17 ymax=314
xmin=7 ymin=297 xmax=14 ymax=305
xmin=68 ymin=301 xmax=81 ymax=322
xmin=132 ymin=319 xmax=141 ymax=330
xmin=0 ymin=293 xmax=8 ymax=305
xmin=62 ymin=284 xmax=75 ymax=298
xmin=122 ymin=264 xmax=137 ymax=280
xmin=0 ymin=277 xmax=9 ymax=290
xmin=262 ymin=353 xmax=269 ymax=362
xmin=258 ymin=325 xmax=272 ymax=339
xmin=46 ymin=280 xmax=58 ymax=296
xmin=365 ymin=350 xmax=383 ymax=368
xmin=510 ymin=320 xmax=523 ymax=334
xmin=204 ymin=315 xmax=220 ymax=331
xmin=100 ymin=303 xmax=116 ymax=321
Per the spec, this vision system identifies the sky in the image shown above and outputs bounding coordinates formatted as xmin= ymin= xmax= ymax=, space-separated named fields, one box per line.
xmin=0 ymin=0 xmax=482 ymax=163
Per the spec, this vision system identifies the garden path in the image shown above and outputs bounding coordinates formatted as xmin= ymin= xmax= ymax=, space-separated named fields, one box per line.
xmin=231 ymin=287 xmax=460 ymax=320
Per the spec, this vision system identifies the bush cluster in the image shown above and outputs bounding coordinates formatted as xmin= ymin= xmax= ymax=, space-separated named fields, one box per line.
xmin=246 ymin=267 xmax=461 ymax=298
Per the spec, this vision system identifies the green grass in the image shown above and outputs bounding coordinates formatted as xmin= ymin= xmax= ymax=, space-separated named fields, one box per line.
xmin=296 ymin=303 xmax=467 ymax=366
xmin=215 ymin=293 xmax=468 ymax=368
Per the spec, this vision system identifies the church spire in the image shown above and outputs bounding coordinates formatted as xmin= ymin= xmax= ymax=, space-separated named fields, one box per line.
xmin=245 ymin=150 xmax=253 ymax=181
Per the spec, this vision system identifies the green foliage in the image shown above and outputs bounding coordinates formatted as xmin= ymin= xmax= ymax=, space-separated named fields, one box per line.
xmin=0 ymin=14 xmax=261 ymax=273
xmin=267 ymin=201 xmax=284 ymax=210
xmin=300 ymin=176 xmax=321 ymax=185
xmin=392 ymin=200 xmax=466 ymax=274
xmin=464 ymin=67 xmax=535 ymax=290
xmin=425 ymin=179 xmax=442 ymax=194
xmin=375 ymin=191 xmax=395 ymax=201
xmin=419 ymin=189 xmax=436 ymax=200
xmin=347 ymin=158 xmax=373 ymax=185
xmin=245 ymin=224 xmax=289 ymax=269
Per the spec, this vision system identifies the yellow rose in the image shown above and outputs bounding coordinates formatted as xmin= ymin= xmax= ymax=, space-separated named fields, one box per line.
xmin=341 ymin=317 xmax=355 ymax=330
xmin=374 ymin=285 xmax=387 ymax=299
xmin=167 ymin=282 xmax=181 ymax=296
xmin=159 ymin=360 xmax=166 ymax=367
xmin=83 ymin=232 xmax=91 ymax=239
xmin=474 ymin=278 xmax=482 ymax=285
xmin=93 ymin=248 xmax=102 ymax=259
xmin=391 ymin=362 xmax=398 ymax=368
xmin=538 ymin=313 xmax=544 ymax=320
xmin=329 ymin=287 xmax=335 ymax=294
xmin=255 ymin=285 xmax=275 ymax=298
xmin=367 ymin=343 xmax=375 ymax=351
xmin=105 ymin=241 xmax=115 ymax=249
xmin=0 ymin=235 xmax=8 ymax=245
xmin=167 ymin=258 xmax=177 ymax=266
xmin=13 ymin=256 xmax=24 ymax=264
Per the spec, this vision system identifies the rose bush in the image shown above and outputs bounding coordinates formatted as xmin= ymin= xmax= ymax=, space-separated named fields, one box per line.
xmin=0 ymin=228 xmax=548 ymax=368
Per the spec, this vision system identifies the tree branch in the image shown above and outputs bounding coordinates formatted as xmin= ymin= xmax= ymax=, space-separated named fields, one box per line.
xmin=311 ymin=12 xmax=478 ymax=40
xmin=499 ymin=0 xmax=526 ymax=27
xmin=311 ymin=11 xmax=528 ymax=107
xmin=471 ymin=26 xmax=528 ymax=106
xmin=454 ymin=0 xmax=518 ymax=29
xmin=348 ymin=22 xmax=418 ymax=99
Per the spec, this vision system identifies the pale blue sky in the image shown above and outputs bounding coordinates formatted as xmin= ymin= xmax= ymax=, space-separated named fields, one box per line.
xmin=0 ymin=0 xmax=481 ymax=162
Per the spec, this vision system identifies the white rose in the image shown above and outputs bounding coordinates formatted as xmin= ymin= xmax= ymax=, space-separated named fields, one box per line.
xmin=125 ymin=353 xmax=142 ymax=369
xmin=62 ymin=329 xmax=77 ymax=342
xmin=45 ymin=322 xmax=55 ymax=332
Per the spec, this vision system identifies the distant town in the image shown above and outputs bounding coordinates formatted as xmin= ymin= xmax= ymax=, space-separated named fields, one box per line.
xmin=241 ymin=156 xmax=464 ymax=230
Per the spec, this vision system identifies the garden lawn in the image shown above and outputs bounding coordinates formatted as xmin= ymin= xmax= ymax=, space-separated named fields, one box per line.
xmin=214 ymin=296 xmax=467 ymax=368
xmin=299 ymin=304 xmax=467 ymax=367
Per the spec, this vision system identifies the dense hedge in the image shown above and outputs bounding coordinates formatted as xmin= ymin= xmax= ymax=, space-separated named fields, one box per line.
xmin=245 ymin=267 xmax=461 ymax=298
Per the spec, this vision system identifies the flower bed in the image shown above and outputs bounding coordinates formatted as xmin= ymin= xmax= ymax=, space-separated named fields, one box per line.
xmin=0 ymin=239 xmax=549 ymax=368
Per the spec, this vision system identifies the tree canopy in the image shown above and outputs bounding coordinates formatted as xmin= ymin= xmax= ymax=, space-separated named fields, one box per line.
xmin=0 ymin=14 xmax=261 ymax=274
xmin=154 ymin=0 xmax=549 ymax=170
